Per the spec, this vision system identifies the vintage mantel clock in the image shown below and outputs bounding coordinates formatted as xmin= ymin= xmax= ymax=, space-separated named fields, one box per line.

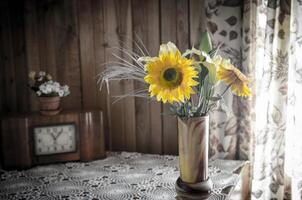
xmin=0 ymin=110 xmax=106 ymax=169
xmin=33 ymin=124 xmax=77 ymax=156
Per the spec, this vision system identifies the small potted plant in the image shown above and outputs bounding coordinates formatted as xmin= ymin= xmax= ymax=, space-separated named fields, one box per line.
xmin=28 ymin=71 xmax=70 ymax=115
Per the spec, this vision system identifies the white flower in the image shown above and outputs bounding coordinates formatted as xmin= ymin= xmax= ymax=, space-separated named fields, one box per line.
xmin=62 ymin=85 xmax=70 ymax=96
xmin=29 ymin=71 xmax=36 ymax=79
xmin=36 ymin=80 xmax=70 ymax=97
xmin=58 ymin=90 xmax=64 ymax=97
xmin=53 ymin=81 xmax=60 ymax=88
xmin=39 ymin=71 xmax=46 ymax=76
xmin=36 ymin=91 xmax=42 ymax=96
xmin=46 ymin=74 xmax=52 ymax=80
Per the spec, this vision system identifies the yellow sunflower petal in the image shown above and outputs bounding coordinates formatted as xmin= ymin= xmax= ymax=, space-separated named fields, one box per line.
xmin=144 ymin=43 xmax=198 ymax=103
xmin=217 ymin=58 xmax=252 ymax=97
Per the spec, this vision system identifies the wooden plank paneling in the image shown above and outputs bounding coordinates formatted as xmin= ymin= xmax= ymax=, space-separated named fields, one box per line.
xmin=36 ymin=0 xmax=57 ymax=79
xmin=1 ymin=118 xmax=32 ymax=168
xmin=116 ymin=1 xmax=137 ymax=152
xmin=160 ymin=0 xmax=178 ymax=155
xmin=53 ymin=0 xmax=81 ymax=109
xmin=10 ymin=2 xmax=29 ymax=113
xmin=103 ymin=0 xmax=124 ymax=151
xmin=78 ymin=0 xmax=112 ymax=150
xmin=176 ymin=0 xmax=190 ymax=52
xmin=0 ymin=37 xmax=4 ymax=115
xmin=79 ymin=110 xmax=106 ymax=161
xmin=189 ymin=0 xmax=207 ymax=46
xmin=0 ymin=0 xmax=210 ymax=155
xmin=0 ymin=2 xmax=18 ymax=113
xmin=90 ymin=0 xmax=111 ymax=150
xmin=24 ymin=0 xmax=41 ymax=111
xmin=160 ymin=0 xmax=189 ymax=155
xmin=103 ymin=0 xmax=136 ymax=151
xmin=78 ymin=0 xmax=98 ymax=109
xmin=0 ymin=2 xmax=8 ymax=116
xmin=132 ymin=0 xmax=162 ymax=154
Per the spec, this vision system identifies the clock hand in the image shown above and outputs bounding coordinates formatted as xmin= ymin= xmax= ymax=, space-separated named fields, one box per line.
xmin=56 ymin=128 xmax=63 ymax=140
xmin=51 ymin=128 xmax=63 ymax=140
xmin=50 ymin=132 xmax=57 ymax=140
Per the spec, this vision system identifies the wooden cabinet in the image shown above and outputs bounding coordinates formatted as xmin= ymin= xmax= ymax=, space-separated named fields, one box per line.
xmin=0 ymin=110 xmax=106 ymax=169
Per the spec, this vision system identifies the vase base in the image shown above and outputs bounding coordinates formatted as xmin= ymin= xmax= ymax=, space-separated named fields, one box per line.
xmin=175 ymin=177 xmax=213 ymax=199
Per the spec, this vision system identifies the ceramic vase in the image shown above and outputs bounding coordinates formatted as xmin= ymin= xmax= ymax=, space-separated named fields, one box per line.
xmin=176 ymin=115 xmax=213 ymax=196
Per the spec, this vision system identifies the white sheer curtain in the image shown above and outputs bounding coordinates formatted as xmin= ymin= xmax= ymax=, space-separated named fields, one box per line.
xmin=249 ymin=0 xmax=302 ymax=199
xmin=285 ymin=0 xmax=302 ymax=199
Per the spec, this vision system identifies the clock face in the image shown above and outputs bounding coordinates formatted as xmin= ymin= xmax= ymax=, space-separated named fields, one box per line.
xmin=33 ymin=124 xmax=76 ymax=156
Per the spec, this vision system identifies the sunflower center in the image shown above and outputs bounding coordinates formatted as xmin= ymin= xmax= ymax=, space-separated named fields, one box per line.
xmin=163 ymin=68 xmax=178 ymax=81
xmin=161 ymin=67 xmax=182 ymax=88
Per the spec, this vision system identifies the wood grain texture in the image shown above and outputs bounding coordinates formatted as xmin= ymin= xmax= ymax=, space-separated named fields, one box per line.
xmin=160 ymin=0 xmax=189 ymax=155
xmin=78 ymin=0 xmax=97 ymax=109
xmin=10 ymin=3 xmax=30 ymax=113
xmin=189 ymin=0 xmax=207 ymax=47
xmin=160 ymin=0 xmax=177 ymax=155
xmin=0 ymin=2 xmax=8 ymax=116
xmin=103 ymin=0 xmax=135 ymax=151
xmin=131 ymin=0 xmax=149 ymax=154
xmin=0 ymin=0 xmax=208 ymax=156
xmin=53 ymin=0 xmax=81 ymax=109
xmin=80 ymin=110 xmax=106 ymax=161
xmin=78 ymin=0 xmax=115 ymax=151
xmin=24 ymin=0 xmax=41 ymax=111
xmin=36 ymin=0 xmax=57 ymax=79
xmin=132 ymin=0 xmax=162 ymax=154
xmin=0 ymin=2 xmax=18 ymax=113
xmin=90 ymin=0 xmax=111 ymax=150
xmin=1 ymin=117 xmax=32 ymax=169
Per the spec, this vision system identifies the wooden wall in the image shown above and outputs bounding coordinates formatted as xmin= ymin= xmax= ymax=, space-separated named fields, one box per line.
xmin=0 ymin=0 xmax=207 ymax=155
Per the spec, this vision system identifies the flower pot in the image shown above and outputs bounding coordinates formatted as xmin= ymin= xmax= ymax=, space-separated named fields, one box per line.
xmin=176 ymin=115 xmax=213 ymax=196
xmin=38 ymin=96 xmax=61 ymax=116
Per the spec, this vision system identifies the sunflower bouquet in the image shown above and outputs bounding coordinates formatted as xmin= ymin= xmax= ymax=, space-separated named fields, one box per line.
xmin=99 ymin=32 xmax=251 ymax=118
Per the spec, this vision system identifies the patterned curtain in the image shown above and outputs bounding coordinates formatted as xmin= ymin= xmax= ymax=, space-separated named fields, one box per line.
xmin=206 ymin=0 xmax=302 ymax=199
xmin=206 ymin=0 xmax=252 ymax=161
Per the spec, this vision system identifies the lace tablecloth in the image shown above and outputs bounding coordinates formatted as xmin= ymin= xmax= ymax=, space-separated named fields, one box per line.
xmin=0 ymin=152 xmax=246 ymax=199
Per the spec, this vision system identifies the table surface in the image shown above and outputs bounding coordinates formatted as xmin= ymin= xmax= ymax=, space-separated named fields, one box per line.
xmin=0 ymin=152 xmax=246 ymax=200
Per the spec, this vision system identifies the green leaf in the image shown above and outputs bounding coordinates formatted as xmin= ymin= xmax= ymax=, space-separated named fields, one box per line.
xmin=199 ymin=32 xmax=213 ymax=54
xmin=198 ymin=64 xmax=208 ymax=90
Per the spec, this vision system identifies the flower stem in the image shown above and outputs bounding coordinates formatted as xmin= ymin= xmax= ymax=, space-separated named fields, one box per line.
xmin=220 ymin=84 xmax=232 ymax=97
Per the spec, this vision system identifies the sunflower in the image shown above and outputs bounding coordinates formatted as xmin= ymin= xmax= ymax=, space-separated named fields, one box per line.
xmin=144 ymin=42 xmax=199 ymax=103
xmin=216 ymin=57 xmax=251 ymax=97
